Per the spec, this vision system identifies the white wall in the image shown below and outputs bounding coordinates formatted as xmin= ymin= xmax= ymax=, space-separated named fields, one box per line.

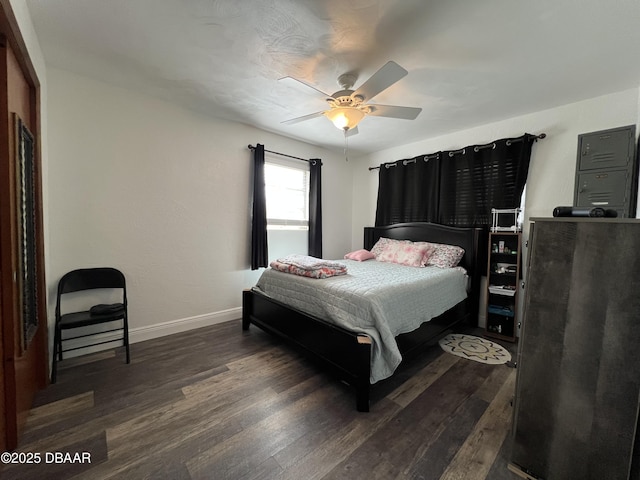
xmin=46 ymin=68 xmax=353 ymax=345
xmin=351 ymin=87 xmax=640 ymax=327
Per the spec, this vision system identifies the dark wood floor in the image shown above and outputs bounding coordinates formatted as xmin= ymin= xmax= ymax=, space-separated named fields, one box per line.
xmin=1 ymin=320 xmax=523 ymax=480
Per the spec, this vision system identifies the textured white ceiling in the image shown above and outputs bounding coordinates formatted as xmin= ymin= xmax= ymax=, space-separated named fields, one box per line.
xmin=26 ymin=0 xmax=640 ymax=154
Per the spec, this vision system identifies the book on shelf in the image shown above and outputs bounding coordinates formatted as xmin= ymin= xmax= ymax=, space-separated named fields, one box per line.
xmin=488 ymin=285 xmax=516 ymax=296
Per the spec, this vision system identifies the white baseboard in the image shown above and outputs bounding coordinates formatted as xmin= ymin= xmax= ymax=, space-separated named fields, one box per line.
xmin=58 ymin=308 xmax=242 ymax=359
xmin=129 ymin=307 xmax=242 ymax=344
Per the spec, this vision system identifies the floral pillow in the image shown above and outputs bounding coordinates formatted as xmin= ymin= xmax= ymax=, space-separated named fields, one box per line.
xmin=426 ymin=243 xmax=465 ymax=268
xmin=370 ymin=237 xmax=414 ymax=258
xmin=344 ymin=249 xmax=376 ymax=261
xmin=377 ymin=241 xmax=436 ymax=267
xmin=413 ymin=241 xmax=438 ymax=264
xmin=370 ymin=237 xmax=394 ymax=258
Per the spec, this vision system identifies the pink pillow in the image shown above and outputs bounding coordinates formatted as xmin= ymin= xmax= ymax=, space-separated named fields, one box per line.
xmin=370 ymin=237 xmax=392 ymax=258
xmin=414 ymin=241 xmax=439 ymax=265
xmin=370 ymin=237 xmax=411 ymax=259
xmin=377 ymin=242 xmax=436 ymax=267
xmin=344 ymin=249 xmax=376 ymax=261
xmin=426 ymin=243 xmax=465 ymax=268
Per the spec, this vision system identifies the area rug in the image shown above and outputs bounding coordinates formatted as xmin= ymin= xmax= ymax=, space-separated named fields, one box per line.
xmin=438 ymin=333 xmax=512 ymax=365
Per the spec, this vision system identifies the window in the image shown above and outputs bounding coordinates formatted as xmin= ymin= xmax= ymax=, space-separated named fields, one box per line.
xmin=518 ymin=185 xmax=526 ymax=229
xmin=264 ymin=160 xmax=309 ymax=230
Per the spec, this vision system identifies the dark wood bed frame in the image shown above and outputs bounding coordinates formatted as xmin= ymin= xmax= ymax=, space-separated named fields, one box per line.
xmin=242 ymin=222 xmax=484 ymax=412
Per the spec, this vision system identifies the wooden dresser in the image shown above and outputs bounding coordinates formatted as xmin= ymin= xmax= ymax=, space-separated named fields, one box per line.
xmin=510 ymin=218 xmax=640 ymax=480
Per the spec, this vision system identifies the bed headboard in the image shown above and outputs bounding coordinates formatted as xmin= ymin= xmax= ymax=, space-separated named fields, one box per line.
xmin=363 ymin=222 xmax=485 ymax=324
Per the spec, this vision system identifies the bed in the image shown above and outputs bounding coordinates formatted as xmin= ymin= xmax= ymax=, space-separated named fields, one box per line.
xmin=242 ymin=222 xmax=484 ymax=412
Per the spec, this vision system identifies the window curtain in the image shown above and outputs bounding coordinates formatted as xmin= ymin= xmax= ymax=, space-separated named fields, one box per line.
xmin=251 ymin=143 xmax=268 ymax=270
xmin=375 ymin=134 xmax=535 ymax=228
xmin=375 ymin=153 xmax=440 ymax=226
xmin=308 ymin=159 xmax=323 ymax=257
xmin=438 ymin=135 xmax=534 ymax=227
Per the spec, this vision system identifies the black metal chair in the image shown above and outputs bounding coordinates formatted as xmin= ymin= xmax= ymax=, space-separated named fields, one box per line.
xmin=51 ymin=267 xmax=130 ymax=383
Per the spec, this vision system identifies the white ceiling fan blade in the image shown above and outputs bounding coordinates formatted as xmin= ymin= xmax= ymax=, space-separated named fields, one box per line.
xmin=345 ymin=126 xmax=359 ymax=137
xmin=352 ymin=61 xmax=408 ymax=101
xmin=367 ymin=104 xmax=422 ymax=120
xmin=281 ymin=111 xmax=326 ymax=125
xmin=278 ymin=76 xmax=331 ymax=98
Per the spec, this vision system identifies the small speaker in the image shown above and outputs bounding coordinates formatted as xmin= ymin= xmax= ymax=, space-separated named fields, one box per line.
xmin=553 ymin=206 xmax=607 ymax=217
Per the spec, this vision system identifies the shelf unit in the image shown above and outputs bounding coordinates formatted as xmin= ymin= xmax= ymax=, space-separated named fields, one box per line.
xmin=485 ymin=231 xmax=521 ymax=342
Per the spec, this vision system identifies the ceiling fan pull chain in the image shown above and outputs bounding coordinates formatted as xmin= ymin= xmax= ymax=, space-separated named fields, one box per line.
xmin=344 ymin=128 xmax=349 ymax=162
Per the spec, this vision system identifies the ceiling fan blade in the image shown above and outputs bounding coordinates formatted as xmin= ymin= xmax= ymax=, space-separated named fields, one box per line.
xmin=366 ymin=104 xmax=422 ymax=120
xmin=278 ymin=76 xmax=331 ymax=98
xmin=345 ymin=126 xmax=359 ymax=137
xmin=352 ymin=61 xmax=408 ymax=101
xmin=281 ymin=111 xmax=326 ymax=125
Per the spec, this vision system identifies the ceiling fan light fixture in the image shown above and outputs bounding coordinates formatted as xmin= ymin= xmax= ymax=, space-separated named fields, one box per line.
xmin=281 ymin=61 xmax=417 ymax=136
xmin=325 ymin=107 xmax=365 ymax=131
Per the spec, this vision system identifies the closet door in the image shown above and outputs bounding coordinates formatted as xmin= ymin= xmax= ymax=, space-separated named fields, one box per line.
xmin=511 ymin=219 xmax=640 ymax=480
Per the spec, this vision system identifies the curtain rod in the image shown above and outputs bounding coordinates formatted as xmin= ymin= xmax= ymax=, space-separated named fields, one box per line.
xmin=248 ymin=144 xmax=313 ymax=164
xmin=368 ymin=133 xmax=546 ymax=171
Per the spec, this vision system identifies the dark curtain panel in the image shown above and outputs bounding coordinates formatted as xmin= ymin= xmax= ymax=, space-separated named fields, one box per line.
xmin=251 ymin=143 xmax=268 ymax=269
xmin=438 ymin=134 xmax=534 ymax=227
xmin=375 ymin=154 xmax=441 ymax=226
xmin=374 ymin=134 xmax=535 ymax=229
xmin=308 ymin=159 xmax=323 ymax=257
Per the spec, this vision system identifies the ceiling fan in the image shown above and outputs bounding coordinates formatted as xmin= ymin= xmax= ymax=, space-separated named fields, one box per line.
xmin=280 ymin=61 xmax=422 ymax=136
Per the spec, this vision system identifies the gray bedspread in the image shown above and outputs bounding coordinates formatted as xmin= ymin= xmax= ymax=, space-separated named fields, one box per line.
xmin=254 ymin=259 xmax=467 ymax=383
